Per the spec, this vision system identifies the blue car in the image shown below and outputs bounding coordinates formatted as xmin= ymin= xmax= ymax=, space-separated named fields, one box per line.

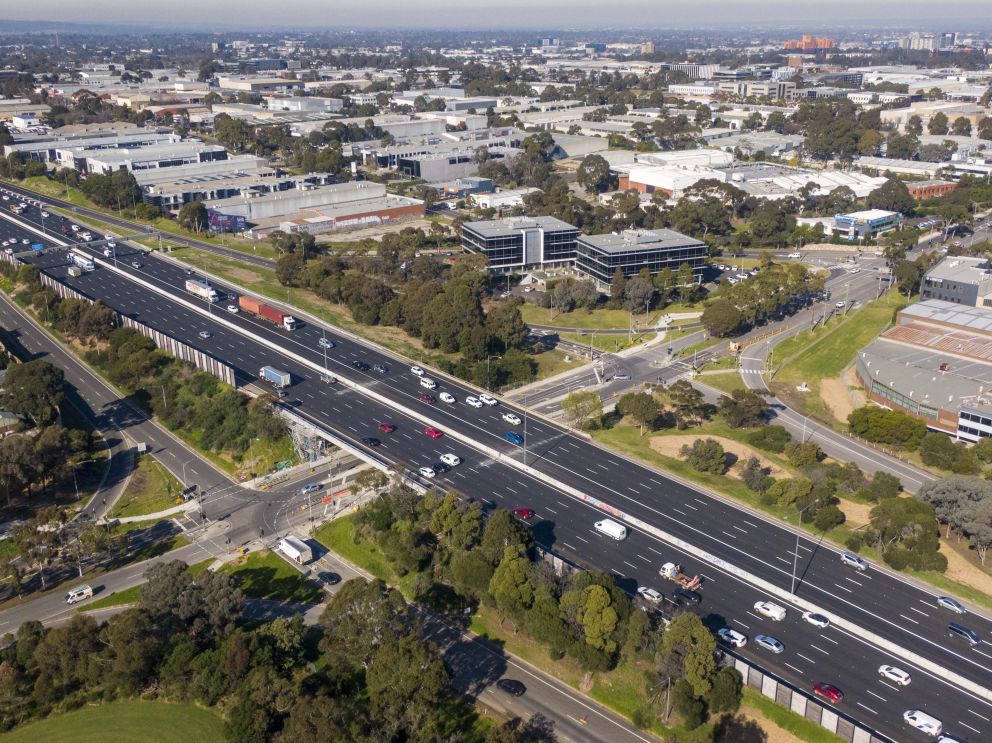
xmin=505 ymin=431 xmax=524 ymax=445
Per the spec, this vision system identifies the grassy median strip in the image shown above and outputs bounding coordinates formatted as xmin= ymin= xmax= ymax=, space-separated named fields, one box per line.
xmin=109 ymin=456 xmax=184 ymax=519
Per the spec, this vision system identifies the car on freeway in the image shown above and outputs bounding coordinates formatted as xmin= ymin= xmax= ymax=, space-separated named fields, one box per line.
xmin=878 ymin=665 xmax=911 ymax=686
xmin=505 ymin=431 xmax=524 ymax=445
xmin=418 ymin=466 xmax=436 ymax=479
xmin=41 ymin=211 xmax=49 ymax=218
xmin=496 ymin=679 xmax=526 ymax=697
xmin=802 ymin=611 xmax=830 ymax=629
xmin=352 ymin=361 xmax=370 ymax=372
xmin=840 ymin=551 xmax=869 ymax=571
xmin=717 ymin=628 xmax=747 ymax=648
xmin=319 ymin=374 xmax=336 ymax=385
xmin=502 ymin=412 xmax=522 ymax=425
xmin=513 ymin=507 xmax=534 ymax=519
xmin=753 ymin=601 xmax=787 ymax=621
xmin=71 ymin=224 xmax=80 ymax=231
xmin=937 ymin=596 xmax=966 ymax=614
xmin=227 ymin=304 xmax=239 ymax=313
xmin=300 ymin=483 xmax=320 ymax=495
xmin=410 ymin=365 xmax=425 ymax=376
xmin=439 ymin=453 xmax=461 ymax=467
xmin=419 ymin=392 xmax=436 ymax=404
xmin=424 ymin=427 xmax=443 ymax=439
xmin=318 ymin=337 xmax=335 ymax=349
xmin=360 ymin=436 xmax=380 ymax=447
xmin=673 ymin=587 xmax=701 ymax=606
xmin=439 ymin=392 xmax=456 ymax=404
xmin=753 ymin=635 xmax=784 ymax=654
xmin=936 ymin=735 xmax=965 ymax=743
xmin=20 ymin=238 xmax=28 ymax=244
xmin=479 ymin=394 xmax=498 ymax=406
xmin=432 ymin=461 xmax=451 ymax=474
xmin=903 ymin=710 xmax=943 ymax=736
xmin=377 ymin=423 xmax=396 ymax=433
xmin=637 ymin=587 xmax=663 ymax=604
xmin=835 ymin=300 xmax=846 ymax=308
xmin=466 ymin=396 xmax=483 ymax=408
xmin=372 ymin=362 xmax=388 ymax=374
xmin=131 ymin=261 xmax=141 ymax=268
xmin=812 ymin=682 xmax=844 ymax=704
xmin=198 ymin=330 xmax=212 ymax=339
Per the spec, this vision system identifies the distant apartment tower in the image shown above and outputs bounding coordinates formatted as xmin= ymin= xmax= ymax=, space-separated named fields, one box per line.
xmin=783 ymin=35 xmax=836 ymax=51
xmin=461 ymin=217 xmax=579 ymax=272
xmin=641 ymin=41 xmax=656 ymax=55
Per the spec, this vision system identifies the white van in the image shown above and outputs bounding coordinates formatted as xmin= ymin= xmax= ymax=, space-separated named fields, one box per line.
xmin=65 ymin=585 xmax=93 ymax=604
xmin=594 ymin=519 xmax=627 ymax=540
xmin=787 ymin=252 xmax=802 ymax=259
xmin=903 ymin=710 xmax=942 ymax=736
xmin=420 ymin=377 xmax=437 ymax=390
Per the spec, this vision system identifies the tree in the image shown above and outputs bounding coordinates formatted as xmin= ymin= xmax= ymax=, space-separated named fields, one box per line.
xmin=489 ymin=545 xmax=535 ymax=618
xmin=906 ymin=115 xmax=923 ymax=135
xmin=847 ymin=406 xmax=926 ymax=450
xmin=960 ymin=498 xmax=992 ymax=565
xmin=659 ymin=612 xmax=717 ymax=697
xmin=668 ymin=379 xmax=707 ymax=428
xmin=718 ymin=389 xmax=768 ymax=428
xmin=366 ymin=635 xmax=450 ymax=740
xmin=318 ymin=578 xmax=408 ymax=667
xmin=747 ymin=425 xmax=791 ymax=453
xmin=927 ymin=112 xmax=949 ymax=135
xmin=610 ymin=267 xmax=627 ymax=307
xmin=624 ymin=276 xmax=656 ymax=313
xmin=560 ymin=390 xmax=602 ymax=427
xmin=561 ymin=583 xmax=620 ymax=655
xmin=576 ymin=154 xmax=613 ymax=193
xmin=708 ymin=666 xmax=743 ymax=714
xmin=951 ymin=117 xmax=972 ymax=136
xmin=859 ymin=470 xmax=902 ymax=501
xmin=979 ymin=117 xmax=992 ymax=141
xmin=701 ymin=298 xmax=744 ymax=337
xmin=918 ymin=475 xmax=992 ymax=537
xmin=866 ymin=179 xmax=914 ymax=215
xmin=480 ymin=508 xmax=531 ymax=565
xmin=784 ymin=440 xmax=822 ymax=467
xmin=681 ymin=438 xmax=727 ymax=475
xmin=616 ymin=392 xmax=660 ymax=432
xmin=868 ymin=497 xmax=946 ymax=572
xmin=0 ymin=360 xmax=65 ymax=426
xmin=920 ymin=432 xmax=967 ymax=471
xmin=177 ymin=200 xmax=208 ymax=232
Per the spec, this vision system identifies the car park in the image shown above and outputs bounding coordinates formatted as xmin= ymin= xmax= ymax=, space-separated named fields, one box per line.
xmin=424 ymin=427 xmax=443 ymax=439
xmin=502 ymin=412 xmax=522 ymax=425
xmin=754 ymin=601 xmax=787 ymax=621
xmin=410 ymin=365 xmax=424 ymax=376
xmin=937 ymin=596 xmax=966 ymax=614
xmin=360 ymin=436 xmax=380 ymax=447
xmin=479 ymin=394 xmax=498 ymax=406
xmin=439 ymin=453 xmax=461 ymax=467
xmin=419 ymin=392 xmax=435 ymax=404
xmin=198 ymin=330 xmax=212 ymax=339
xmin=352 ymin=361 xmax=370 ymax=371
xmin=300 ymin=483 xmax=320 ymax=495
xmin=903 ymin=710 xmax=942 ymax=736
xmin=318 ymin=337 xmax=334 ymax=349
xmin=418 ymin=466 xmax=436 ymax=479
xmin=496 ymin=679 xmax=526 ymax=697
xmin=840 ymin=551 xmax=869 ymax=571
xmin=754 ymin=635 xmax=784 ymax=654
xmin=439 ymin=392 xmax=456 ymax=403
xmin=466 ymin=396 xmax=483 ymax=408
xmin=717 ymin=628 xmax=747 ymax=648
xmin=377 ymin=423 xmax=396 ymax=433
xmin=505 ymin=431 xmax=524 ymax=445
xmin=372 ymin=363 xmax=388 ymax=374
xmin=513 ymin=507 xmax=534 ymax=519
xmin=812 ymin=682 xmax=844 ymax=704
xmin=802 ymin=611 xmax=830 ymax=628
xmin=878 ymin=665 xmax=911 ymax=686
xmin=637 ymin=587 xmax=663 ymax=604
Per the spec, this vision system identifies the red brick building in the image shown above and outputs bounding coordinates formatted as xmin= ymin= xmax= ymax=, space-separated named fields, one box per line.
xmin=907 ymin=180 xmax=957 ymax=201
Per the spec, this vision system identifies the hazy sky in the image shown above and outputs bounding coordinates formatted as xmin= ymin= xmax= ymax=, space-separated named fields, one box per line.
xmin=4 ymin=0 xmax=991 ymax=30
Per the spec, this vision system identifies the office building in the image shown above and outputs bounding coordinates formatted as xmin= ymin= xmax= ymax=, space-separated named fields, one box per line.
xmin=833 ymin=209 xmax=903 ymax=240
xmin=461 ymin=217 xmax=579 ymax=272
xmin=574 ymin=228 xmax=707 ymax=291
xmin=907 ymin=180 xmax=957 ymax=201
xmin=920 ymin=256 xmax=992 ymax=306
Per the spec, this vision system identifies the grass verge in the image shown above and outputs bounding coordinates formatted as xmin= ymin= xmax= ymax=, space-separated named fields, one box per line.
xmin=219 ymin=549 xmax=324 ymax=603
xmin=697 ymin=371 xmax=748 ymax=396
xmin=109 ymin=456 xmax=184 ymax=519
xmin=741 ymin=688 xmax=845 ymax=743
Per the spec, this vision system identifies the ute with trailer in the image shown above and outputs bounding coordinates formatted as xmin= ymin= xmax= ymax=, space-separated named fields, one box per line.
xmin=259 ymin=366 xmax=291 ymax=388
xmin=185 ymin=278 xmax=220 ymax=303
xmin=659 ymin=562 xmax=701 ymax=591
xmin=238 ymin=295 xmax=297 ymax=331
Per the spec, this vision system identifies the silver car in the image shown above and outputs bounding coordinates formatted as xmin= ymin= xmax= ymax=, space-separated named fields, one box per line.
xmin=754 ymin=634 xmax=784 ymax=654
xmin=937 ymin=596 xmax=966 ymax=614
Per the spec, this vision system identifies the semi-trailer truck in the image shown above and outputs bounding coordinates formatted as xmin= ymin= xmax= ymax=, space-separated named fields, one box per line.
xmin=259 ymin=366 xmax=291 ymax=388
xmin=185 ymin=278 xmax=220 ymax=303
xmin=238 ymin=295 xmax=297 ymax=330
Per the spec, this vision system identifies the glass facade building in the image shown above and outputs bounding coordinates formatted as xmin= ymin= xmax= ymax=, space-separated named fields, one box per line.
xmin=574 ymin=229 xmax=708 ymax=289
xmin=461 ymin=217 xmax=579 ymax=272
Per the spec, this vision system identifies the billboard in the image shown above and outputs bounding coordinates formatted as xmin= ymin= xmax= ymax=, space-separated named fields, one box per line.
xmin=207 ymin=209 xmax=248 ymax=233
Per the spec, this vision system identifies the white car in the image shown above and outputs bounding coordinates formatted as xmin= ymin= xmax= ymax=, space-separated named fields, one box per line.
xmin=71 ymin=224 xmax=80 ymax=231
xmin=417 ymin=466 xmax=437 ymax=479
xmin=878 ymin=665 xmax=911 ymax=686
xmin=502 ymin=412 xmax=522 ymax=425
xmin=410 ymin=365 xmax=425 ymax=376
xmin=637 ymin=587 xmax=663 ymax=604
xmin=903 ymin=710 xmax=942 ymax=736
xmin=41 ymin=211 xmax=49 ymax=218
xmin=466 ymin=396 xmax=483 ymax=408
xmin=835 ymin=300 xmax=846 ymax=308
xmin=318 ymin=337 xmax=334 ymax=349
xmin=439 ymin=392 xmax=456 ymax=404
xmin=802 ymin=611 xmax=830 ymax=629
xmin=479 ymin=394 xmax=498 ymax=406
xmin=754 ymin=634 xmax=784 ymax=654
xmin=717 ymin=628 xmax=748 ymax=648
xmin=103 ymin=233 xmax=113 ymax=240
xmin=440 ymin=453 xmax=461 ymax=467
xmin=226 ymin=304 xmax=239 ymax=313
xmin=753 ymin=601 xmax=787 ymax=621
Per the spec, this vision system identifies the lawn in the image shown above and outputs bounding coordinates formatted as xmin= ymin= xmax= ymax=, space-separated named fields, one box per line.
xmin=697 ymin=371 xmax=748 ymax=396
xmin=219 ymin=549 xmax=324 ymax=603
xmin=741 ymin=689 xmax=846 ymax=743
xmin=520 ymin=302 xmax=660 ymax=330
xmin=109 ymin=456 xmax=184 ymax=519
xmin=1 ymin=701 xmax=224 ymax=743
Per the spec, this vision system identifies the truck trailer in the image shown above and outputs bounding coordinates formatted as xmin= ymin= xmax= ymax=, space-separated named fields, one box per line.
xmin=259 ymin=366 xmax=291 ymax=388
xmin=185 ymin=278 xmax=220 ymax=303
xmin=238 ymin=295 xmax=297 ymax=331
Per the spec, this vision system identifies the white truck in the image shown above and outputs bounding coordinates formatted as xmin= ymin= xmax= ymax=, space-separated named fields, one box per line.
xmin=278 ymin=535 xmax=313 ymax=564
xmin=594 ymin=519 xmax=627 ymax=540
xmin=185 ymin=278 xmax=220 ymax=303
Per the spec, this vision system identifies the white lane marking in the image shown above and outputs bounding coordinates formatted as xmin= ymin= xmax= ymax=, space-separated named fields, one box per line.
xmin=721 ymin=531 xmax=737 ymax=540
xmin=833 ymin=583 xmax=853 ymax=593
xmin=856 ymin=702 xmax=876 ymax=715
xmin=910 ymin=607 xmax=929 ymax=617
xmin=544 ymin=507 xmax=556 ymax=514
xmin=742 ymin=520 xmax=759 ymax=528
xmin=969 ymin=709 xmax=991 ymax=722
xmin=865 ymin=689 xmax=887 ymax=702
xmin=683 ymin=503 xmax=698 ymax=511
xmin=562 ymin=542 xmax=575 ymax=551
xmin=898 ymin=613 xmax=919 ymax=625
xmin=624 ymin=561 xmax=639 ymax=571
xmin=735 ymin=620 xmax=750 ymax=629
xmin=574 ymin=535 xmax=588 ymax=544
xmin=784 ymin=662 xmax=803 ymax=675
xmin=958 ymin=721 xmax=981 ymax=734
xmin=673 ymin=508 xmax=687 ymax=516
xmin=795 ymin=652 xmax=815 ymax=664
xmin=638 ymin=554 xmax=652 ymax=563
xmin=648 ymin=547 xmax=663 ymax=556
xmin=820 ymin=635 xmax=839 ymax=645
xmin=809 ymin=644 xmax=829 ymax=655
xmin=775 ymin=556 xmax=790 ymax=565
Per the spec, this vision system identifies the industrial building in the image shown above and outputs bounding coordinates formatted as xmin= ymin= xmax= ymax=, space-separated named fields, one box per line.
xmin=461 ymin=217 xmax=579 ymax=272
xmin=856 ymin=300 xmax=992 ymax=440
xmin=574 ymin=229 xmax=707 ymax=290
xmin=67 ymin=141 xmax=229 ymax=176
xmin=920 ymin=256 xmax=992 ymax=307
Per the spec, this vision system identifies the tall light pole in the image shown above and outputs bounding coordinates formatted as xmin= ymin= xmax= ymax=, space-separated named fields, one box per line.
xmin=523 ymin=394 xmax=528 ymax=466
xmin=790 ymin=498 xmax=820 ymax=594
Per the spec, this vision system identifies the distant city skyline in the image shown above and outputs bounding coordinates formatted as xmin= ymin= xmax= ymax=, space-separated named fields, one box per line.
xmin=2 ymin=0 xmax=991 ymax=31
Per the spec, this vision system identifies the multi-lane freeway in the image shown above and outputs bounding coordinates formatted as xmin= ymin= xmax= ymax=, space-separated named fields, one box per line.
xmin=3 ymin=189 xmax=992 ymax=741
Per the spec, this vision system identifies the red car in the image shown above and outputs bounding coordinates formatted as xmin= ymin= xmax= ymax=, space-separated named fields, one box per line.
xmin=513 ymin=508 xmax=534 ymax=519
xmin=424 ymin=427 xmax=443 ymax=439
xmin=812 ymin=682 xmax=843 ymax=704
xmin=377 ymin=423 xmax=396 ymax=433
xmin=419 ymin=392 xmax=436 ymax=404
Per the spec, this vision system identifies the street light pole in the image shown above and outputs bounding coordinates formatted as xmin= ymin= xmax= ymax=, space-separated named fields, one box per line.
xmin=523 ymin=394 xmax=528 ymax=465
xmin=790 ymin=498 xmax=820 ymax=594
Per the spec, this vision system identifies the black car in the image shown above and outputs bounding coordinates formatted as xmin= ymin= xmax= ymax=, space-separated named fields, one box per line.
xmin=318 ymin=572 xmax=341 ymax=585
xmin=433 ymin=462 xmax=451 ymax=474
xmin=360 ymin=436 xmax=381 ymax=447
xmin=496 ymin=679 xmax=526 ymax=697
xmin=673 ymin=588 xmax=702 ymax=606
xmin=352 ymin=361 xmax=371 ymax=371
xmin=372 ymin=362 xmax=388 ymax=374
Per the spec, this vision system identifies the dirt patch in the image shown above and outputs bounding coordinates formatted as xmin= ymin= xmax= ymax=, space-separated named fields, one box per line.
xmin=217 ymin=265 xmax=264 ymax=285
xmin=738 ymin=705 xmax=807 ymax=743
xmin=649 ymin=435 xmax=788 ymax=480
xmin=820 ymin=377 xmax=855 ymax=424
xmin=940 ymin=537 xmax=992 ymax=597
xmin=836 ymin=498 xmax=872 ymax=528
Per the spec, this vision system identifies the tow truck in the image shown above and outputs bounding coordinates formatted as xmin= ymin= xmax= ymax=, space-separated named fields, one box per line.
xmin=659 ymin=562 xmax=701 ymax=591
